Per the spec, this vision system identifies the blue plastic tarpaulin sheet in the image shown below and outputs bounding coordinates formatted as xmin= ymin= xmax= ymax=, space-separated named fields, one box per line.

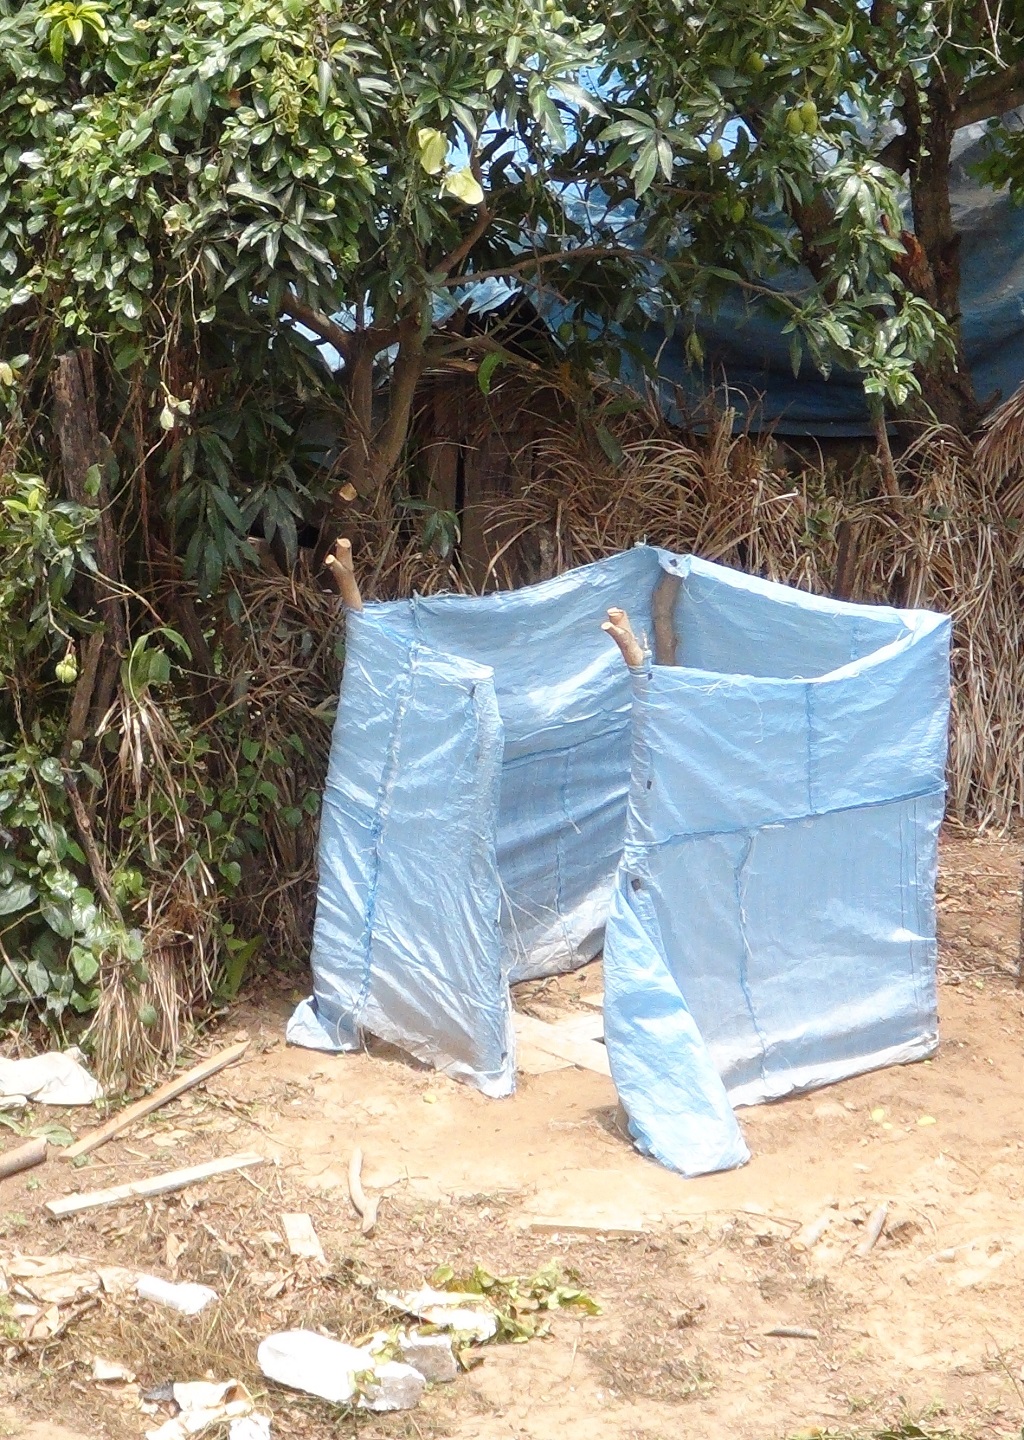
xmin=662 ymin=120 xmax=1024 ymax=434
xmin=290 ymin=549 xmax=950 ymax=1176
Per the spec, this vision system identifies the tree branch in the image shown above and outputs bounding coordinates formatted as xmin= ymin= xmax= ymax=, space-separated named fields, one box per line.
xmin=876 ymin=57 xmax=1024 ymax=178
xmin=954 ymin=56 xmax=1024 ymax=128
xmin=281 ymin=295 xmax=353 ymax=361
xmin=436 ymin=204 xmax=493 ymax=278
xmin=433 ymin=243 xmax=657 ymax=287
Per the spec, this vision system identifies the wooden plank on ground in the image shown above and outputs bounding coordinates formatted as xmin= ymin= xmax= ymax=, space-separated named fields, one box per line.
xmin=549 ymin=1012 xmax=604 ymax=1044
xmin=517 ymin=1215 xmax=646 ymax=1238
xmin=62 ymin=1041 xmax=250 ymax=1160
xmin=46 ymin=1153 xmax=264 ymax=1217
xmin=516 ymin=1041 xmax=570 ymax=1076
xmin=513 ymin=1012 xmax=611 ymax=1077
xmin=281 ymin=1212 xmax=326 ymax=1263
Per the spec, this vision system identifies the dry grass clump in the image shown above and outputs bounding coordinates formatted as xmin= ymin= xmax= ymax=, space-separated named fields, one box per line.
xmin=481 ymin=413 xmax=1024 ymax=828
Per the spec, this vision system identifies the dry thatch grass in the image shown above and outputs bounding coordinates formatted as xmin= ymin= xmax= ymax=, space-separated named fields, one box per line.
xmin=476 ymin=414 xmax=1024 ymax=829
xmin=975 ymin=379 xmax=1024 ymax=514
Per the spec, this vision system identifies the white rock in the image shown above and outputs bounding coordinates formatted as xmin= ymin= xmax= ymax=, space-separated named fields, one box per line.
xmin=398 ymin=1331 xmax=459 ymax=1384
xmin=361 ymin=1359 xmax=428 ymax=1411
xmin=258 ymin=1330 xmax=425 ymax=1411
xmin=136 ymin=1274 xmax=219 ymax=1315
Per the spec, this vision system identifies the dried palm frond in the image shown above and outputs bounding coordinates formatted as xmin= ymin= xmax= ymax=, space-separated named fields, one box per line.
xmin=975 ymin=380 xmax=1024 ymax=513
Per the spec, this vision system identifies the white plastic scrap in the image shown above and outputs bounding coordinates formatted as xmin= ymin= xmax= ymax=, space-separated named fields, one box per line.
xmin=136 ymin=1274 xmax=219 ymax=1316
xmin=377 ymin=1286 xmax=499 ymax=1341
xmin=229 ymin=1417 xmax=271 ymax=1440
xmin=0 ymin=1047 xmax=102 ymax=1106
xmin=145 ymin=1380 xmax=253 ymax=1440
xmin=258 ymin=1329 xmax=426 ymax=1411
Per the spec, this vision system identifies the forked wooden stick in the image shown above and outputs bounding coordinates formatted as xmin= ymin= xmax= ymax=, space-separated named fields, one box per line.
xmin=324 ymin=537 xmax=364 ymax=611
xmin=601 ymin=607 xmax=645 ymax=668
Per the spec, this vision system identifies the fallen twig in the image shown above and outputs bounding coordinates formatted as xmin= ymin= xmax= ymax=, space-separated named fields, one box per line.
xmin=856 ymin=1203 xmax=889 ymax=1257
xmin=765 ymin=1326 xmax=819 ymax=1340
xmin=791 ymin=1211 xmax=832 ymax=1252
xmin=348 ymin=1147 xmax=379 ymax=1235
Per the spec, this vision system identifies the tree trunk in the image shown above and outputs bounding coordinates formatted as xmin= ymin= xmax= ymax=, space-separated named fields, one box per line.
xmin=51 ymin=350 xmax=127 ymax=736
xmin=903 ymin=79 xmax=981 ymax=430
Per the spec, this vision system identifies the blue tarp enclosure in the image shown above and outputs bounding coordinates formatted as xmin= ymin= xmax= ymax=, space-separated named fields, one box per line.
xmin=290 ymin=550 xmax=950 ymax=1177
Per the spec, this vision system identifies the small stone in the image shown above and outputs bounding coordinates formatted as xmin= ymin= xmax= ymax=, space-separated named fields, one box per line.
xmin=362 ymin=1361 xmax=427 ymax=1412
xmin=399 ymin=1331 xmax=459 ymax=1384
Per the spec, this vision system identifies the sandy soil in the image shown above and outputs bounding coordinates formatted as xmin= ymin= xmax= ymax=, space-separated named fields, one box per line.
xmin=2 ymin=830 xmax=1024 ymax=1440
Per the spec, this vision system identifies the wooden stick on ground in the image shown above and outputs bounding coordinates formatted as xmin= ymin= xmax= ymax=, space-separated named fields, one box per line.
xmin=601 ymin=607 xmax=645 ymax=668
xmin=62 ymin=1041 xmax=250 ymax=1160
xmin=348 ymin=1147 xmax=379 ymax=1235
xmin=855 ymin=1202 xmax=889 ymax=1257
xmin=651 ymin=572 xmax=681 ymax=665
xmin=790 ymin=1211 xmax=832 ymax=1252
xmin=0 ymin=1136 xmax=48 ymax=1181
xmin=325 ymin=537 xmax=364 ymax=611
xmin=45 ymin=1153 xmax=265 ymax=1217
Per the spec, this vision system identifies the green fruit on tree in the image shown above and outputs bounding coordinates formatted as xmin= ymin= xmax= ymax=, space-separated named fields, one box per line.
xmin=707 ymin=139 xmax=724 ymax=163
xmin=730 ymin=200 xmax=745 ymax=223
xmin=745 ymin=53 xmax=766 ymax=73
xmin=800 ymin=100 xmax=818 ymax=134
xmin=55 ymin=648 xmax=77 ymax=684
xmin=785 ymin=108 xmax=804 ymax=135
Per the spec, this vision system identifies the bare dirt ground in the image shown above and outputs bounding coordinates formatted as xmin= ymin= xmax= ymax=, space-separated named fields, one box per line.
xmin=3 ymin=830 xmax=1024 ymax=1440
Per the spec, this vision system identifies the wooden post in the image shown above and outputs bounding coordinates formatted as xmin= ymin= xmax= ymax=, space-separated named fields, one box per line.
xmin=651 ymin=573 xmax=681 ymax=666
xmin=324 ymin=537 xmax=364 ymax=611
xmin=0 ymin=1137 xmax=48 ymax=1181
xmin=601 ymin=608 xmax=645 ymax=668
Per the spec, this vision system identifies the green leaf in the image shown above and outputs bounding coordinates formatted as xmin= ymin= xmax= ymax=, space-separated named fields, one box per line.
xmin=168 ymin=85 xmax=193 ymax=125
xmin=32 ymin=1122 xmax=75 ymax=1147
xmin=71 ymin=947 xmax=100 ymax=984
xmin=477 ymin=350 xmax=508 ymax=396
xmin=440 ymin=166 xmax=484 ymax=206
xmin=0 ymin=880 xmax=36 ymax=916
xmin=416 ymin=127 xmax=447 ymax=176
xmin=40 ymin=896 xmax=75 ymax=939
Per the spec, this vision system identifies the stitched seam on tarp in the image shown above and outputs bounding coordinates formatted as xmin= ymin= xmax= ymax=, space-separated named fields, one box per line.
xmin=620 ymin=785 xmax=947 ymax=859
xmin=735 ymin=831 xmax=770 ymax=1090
xmin=354 ymin=645 xmax=417 ymax=1024
xmin=552 ymin=746 xmax=573 ymax=963
xmin=804 ymin=682 xmax=815 ymax=814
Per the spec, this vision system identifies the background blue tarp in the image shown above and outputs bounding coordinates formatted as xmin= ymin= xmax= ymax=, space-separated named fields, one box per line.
xmin=291 ymin=550 xmax=950 ymax=1176
xmin=662 ymin=121 xmax=1024 ymax=434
